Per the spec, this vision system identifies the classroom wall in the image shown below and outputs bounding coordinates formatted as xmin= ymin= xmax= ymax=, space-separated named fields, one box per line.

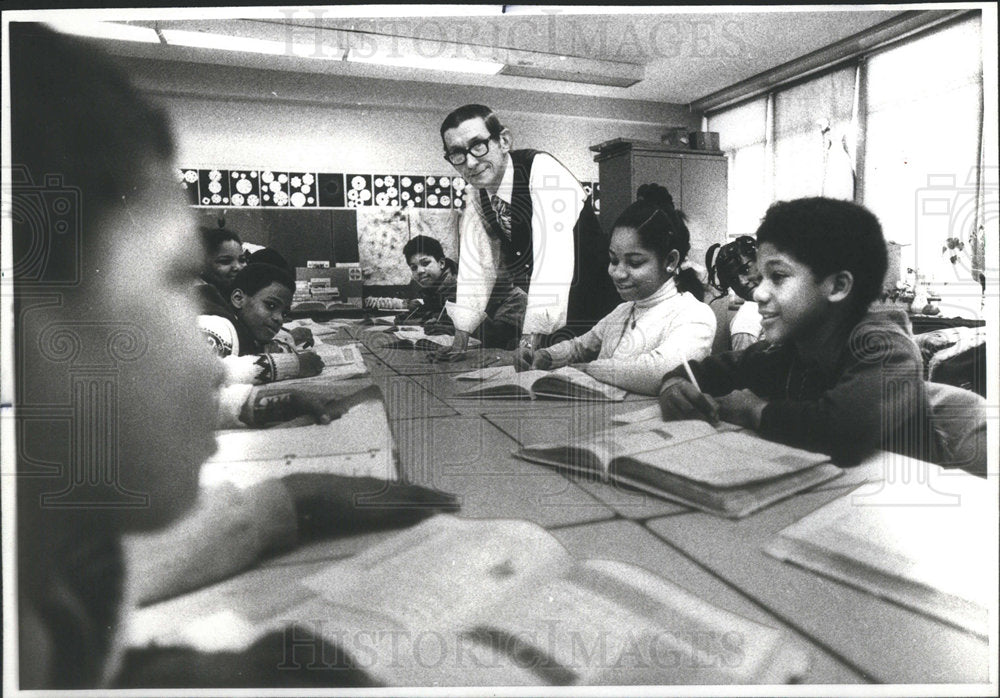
xmin=118 ymin=56 xmax=700 ymax=288
xmin=121 ymin=56 xmax=699 ymax=180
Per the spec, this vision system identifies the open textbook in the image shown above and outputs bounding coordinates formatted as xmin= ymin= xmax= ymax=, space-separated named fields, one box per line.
xmin=766 ymin=469 xmax=996 ymax=637
xmin=387 ymin=327 xmax=481 ymax=350
xmin=515 ymin=413 xmax=841 ymax=518
xmin=295 ymin=341 xmax=369 ymax=382
xmin=288 ymin=514 xmax=811 ymax=686
xmin=456 ymin=365 xmax=626 ymax=401
xmin=200 ymin=385 xmax=397 ymax=489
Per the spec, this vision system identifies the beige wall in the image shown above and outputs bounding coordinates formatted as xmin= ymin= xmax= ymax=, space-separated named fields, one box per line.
xmin=118 ymin=56 xmax=700 ymax=181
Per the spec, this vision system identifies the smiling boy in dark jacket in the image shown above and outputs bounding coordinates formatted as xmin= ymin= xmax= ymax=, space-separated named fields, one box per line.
xmin=658 ymin=198 xmax=938 ymax=466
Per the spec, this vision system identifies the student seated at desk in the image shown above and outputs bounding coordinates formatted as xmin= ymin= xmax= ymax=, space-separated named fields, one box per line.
xmin=399 ymin=234 xmax=527 ymax=349
xmin=246 ymin=246 xmax=315 ymax=349
xmin=196 ymin=226 xmax=245 ymax=316
xmin=12 ymin=25 xmax=456 ymax=689
xmin=658 ymin=198 xmax=944 ymax=467
xmin=706 ymin=235 xmax=764 ymax=352
xmin=199 ymin=263 xmax=324 ymax=384
xmin=514 ymin=184 xmax=715 ymax=395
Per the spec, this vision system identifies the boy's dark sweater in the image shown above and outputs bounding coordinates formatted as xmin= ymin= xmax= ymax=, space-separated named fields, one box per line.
xmin=407 ymin=259 xmax=527 ymax=347
xmin=664 ymin=309 xmax=937 ymax=466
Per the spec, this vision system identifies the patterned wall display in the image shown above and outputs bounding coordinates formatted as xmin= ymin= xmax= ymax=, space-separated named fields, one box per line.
xmin=451 ymin=176 xmax=469 ymax=210
xmin=346 ymin=174 xmax=373 ymax=208
xmin=199 ymin=169 xmax=230 ymax=206
xmin=259 ymin=170 xmax=290 ymax=206
xmin=372 ymin=174 xmax=400 ymax=207
xmin=229 ymin=170 xmax=261 ymax=207
xmin=179 ymin=169 xmax=200 ymax=205
xmin=180 ymin=168 xmax=598 ymax=212
xmin=583 ymin=181 xmax=600 ymax=214
xmin=423 ymin=175 xmax=453 ymax=209
xmin=317 ymin=173 xmax=345 ymax=207
xmin=398 ymin=175 xmax=425 ymax=208
xmin=287 ymin=172 xmax=317 ymax=207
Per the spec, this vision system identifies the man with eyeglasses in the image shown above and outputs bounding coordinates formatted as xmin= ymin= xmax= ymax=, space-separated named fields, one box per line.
xmin=431 ymin=104 xmax=618 ymax=362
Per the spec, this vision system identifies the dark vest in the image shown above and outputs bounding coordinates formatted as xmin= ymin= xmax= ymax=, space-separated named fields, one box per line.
xmin=475 ymin=149 xmax=618 ymax=337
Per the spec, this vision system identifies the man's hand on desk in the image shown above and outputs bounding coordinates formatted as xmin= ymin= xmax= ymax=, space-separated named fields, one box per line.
xmin=429 ymin=329 xmax=470 ymax=362
xmin=512 ymin=333 xmax=547 ymax=372
xmin=281 ymin=474 xmax=460 ymax=539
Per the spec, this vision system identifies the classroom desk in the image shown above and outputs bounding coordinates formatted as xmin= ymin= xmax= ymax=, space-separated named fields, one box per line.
xmin=131 ymin=320 xmax=993 ymax=687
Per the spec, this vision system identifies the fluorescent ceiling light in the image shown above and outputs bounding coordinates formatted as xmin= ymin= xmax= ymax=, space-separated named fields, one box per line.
xmin=161 ymin=28 xmax=344 ymax=60
xmin=46 ymin=20 xmax=160 ymax=43
xmin=499 ymin=64 xmax=642 ymax=88
xmin=345 ymin=49 xmax=503 ymax=75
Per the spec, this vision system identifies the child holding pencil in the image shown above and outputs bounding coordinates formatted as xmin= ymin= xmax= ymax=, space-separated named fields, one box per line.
xmin=514 ymin=184 xmax=716 ymax=395
xmin=658 ymin=198 xmax=939 ymax=466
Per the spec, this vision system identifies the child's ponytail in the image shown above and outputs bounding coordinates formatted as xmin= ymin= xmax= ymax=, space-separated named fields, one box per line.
xmin=616 ymin=183 xmax=705 ymax=300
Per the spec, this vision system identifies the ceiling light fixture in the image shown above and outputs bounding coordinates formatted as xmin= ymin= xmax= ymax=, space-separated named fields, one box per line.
xmin=45 ymin=20 xmax=160 ymax=43
xmin=344 ymin=49 xmax=504 ymax=75
xmin=160 ymin=28 xmax=345 ymax=59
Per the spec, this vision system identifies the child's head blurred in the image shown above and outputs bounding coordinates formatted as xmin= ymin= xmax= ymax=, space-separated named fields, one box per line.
xmin=707 ymin=236 xmax=760 ymax=301
xmin=403 ymin=235 xmax=448 ymax=288
xmin=608 ymin=183 xmax=704 ymax=301
xmin=753 ymin=198 xmax=887 ymax=345
xmin=230 ymin=263 xmax=295 ymax=342
xmin=200 ymin=226 xmax=245 ymax=291
xmin=12 ymin=24 xmax=221 ymax=686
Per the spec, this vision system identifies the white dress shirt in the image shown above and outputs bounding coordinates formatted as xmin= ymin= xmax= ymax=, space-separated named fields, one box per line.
xmin=447 ymin=153 xmax=584 ymax=336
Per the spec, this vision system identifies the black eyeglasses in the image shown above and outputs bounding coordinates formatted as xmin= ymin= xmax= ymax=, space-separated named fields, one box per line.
xmin=444 ymin=137 xmax=493 ymax=166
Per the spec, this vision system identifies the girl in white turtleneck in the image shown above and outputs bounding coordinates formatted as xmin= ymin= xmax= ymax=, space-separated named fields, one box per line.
xmin=514 ymin=183 xmax=716 ymax=395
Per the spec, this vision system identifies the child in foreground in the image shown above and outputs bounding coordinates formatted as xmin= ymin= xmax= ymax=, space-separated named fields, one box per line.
xmin=514 ymin=184 xmax=715 ymax=395
xmin=199 ymin=263 xmax=324 ymax=384
xmin=399 ymin=235 xmax=527 ymax=348
xmin=13 ymin=25 xmax=456 ymax=689
xmin=658 ymin=197 xmax=935 ymax=466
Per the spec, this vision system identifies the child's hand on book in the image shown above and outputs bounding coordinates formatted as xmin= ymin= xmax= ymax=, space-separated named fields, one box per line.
xmin=715 ymin=389 xmax=766 ymax=429
xmin=242 ymin=387 xmax=345 ymax=427
xmin=659 ymin=376 xmax=720 ymax=425
xmin=289 ymin=326 xmax=315 ymax=348
xmin=296 ymin=351 xmax=325 ymax=377
xmin=281 ymin=473 xmax=460 ymax=538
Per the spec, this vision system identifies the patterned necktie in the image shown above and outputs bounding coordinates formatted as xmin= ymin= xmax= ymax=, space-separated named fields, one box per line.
xmin=490 ymin=194 xmax=512 ymax=241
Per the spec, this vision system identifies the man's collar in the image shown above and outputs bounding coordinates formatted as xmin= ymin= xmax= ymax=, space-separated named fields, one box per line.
xmin=490 ymin=154 xmax=514 ymax=202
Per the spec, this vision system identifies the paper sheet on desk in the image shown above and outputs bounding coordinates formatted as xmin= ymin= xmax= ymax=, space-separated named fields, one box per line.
xmin=200 ymin=398 xmax=398 ymax=489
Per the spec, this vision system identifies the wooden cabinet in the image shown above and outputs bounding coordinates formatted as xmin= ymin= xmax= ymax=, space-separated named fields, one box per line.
xmin=592 ymin=139 xmax=728 ymax=270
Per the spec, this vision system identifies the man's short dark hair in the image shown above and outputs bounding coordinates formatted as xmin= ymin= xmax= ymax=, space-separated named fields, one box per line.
xmin=440 ymin=104 xmax=505 ymax=148
xmin=756 ymin=198 xmax=888 ymax=316
xmin=403 ymin=235 xmax=445 ymax=262
xmin=231 ymin=263 xmax=294 ymax=298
